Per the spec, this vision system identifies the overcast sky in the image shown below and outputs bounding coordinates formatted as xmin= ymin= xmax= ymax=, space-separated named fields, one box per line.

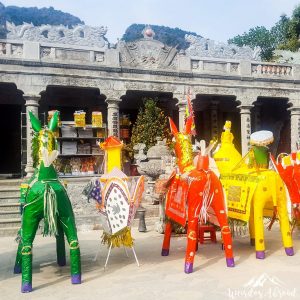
xmin=2 ymin=0 xmax=300 ymax=43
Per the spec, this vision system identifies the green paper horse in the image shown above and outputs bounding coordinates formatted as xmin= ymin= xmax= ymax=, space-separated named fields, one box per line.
xmin=14 ymin=111 xmax=81 ymax=293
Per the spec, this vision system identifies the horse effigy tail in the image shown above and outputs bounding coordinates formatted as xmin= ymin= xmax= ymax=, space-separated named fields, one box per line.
xmin=43 ymin=183 xmax=58 ymax=236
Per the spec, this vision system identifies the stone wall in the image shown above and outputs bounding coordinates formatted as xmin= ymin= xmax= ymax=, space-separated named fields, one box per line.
xmin=65 ymin=178 xmax=100 ymax=231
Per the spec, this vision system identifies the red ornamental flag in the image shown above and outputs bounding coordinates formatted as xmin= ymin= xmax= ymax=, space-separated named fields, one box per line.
xmin=185 ymin=94 xmax=196 ymax=136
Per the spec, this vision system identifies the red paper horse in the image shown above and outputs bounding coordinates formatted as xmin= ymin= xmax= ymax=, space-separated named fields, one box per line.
xmin=161 ymin=117 xmax=234 ymax=273
xmin=271 ymin=152 xmax=300 ymax=220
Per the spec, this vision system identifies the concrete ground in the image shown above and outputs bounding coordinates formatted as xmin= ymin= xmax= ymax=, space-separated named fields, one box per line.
xmin=0 ymin=224 xmax=300 ymax=300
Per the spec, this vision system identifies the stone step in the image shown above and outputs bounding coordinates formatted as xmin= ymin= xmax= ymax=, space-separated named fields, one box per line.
xmin=0 ymin=187 xmax=19 ymax=192
xmin=0 ymin=193 xmax=20 ymax=200
xmin=0 ymin=218 xmax=21 ymax=228
xmin=0 ymin=210 xmax=21 ymax=219
xmin=0 ymin=227 xmax=20 ymax=237
xmin=0 ymin=191 xmax=20 ymax=198
xmin=0 ymin=179 xmax=22 ymax=187
xmin=0 ymin=197 xmax=20 ymax=204
xmin=0 ymin=203 xmax=21 ymax=211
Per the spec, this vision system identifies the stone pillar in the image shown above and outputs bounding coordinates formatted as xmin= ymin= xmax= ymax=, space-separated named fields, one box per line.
xmin=239 ymin=105 xmax=253 ymax=156
xmin=106 ymin=97 xmax=122 ymax=137
xmin=210 ymin=100 xmax=219 ymax=140
xmin=24 ymin=95 xmax=40 ymax=177
xmin=173 ymin=93 xmax=185 ymax=131
xmin=290 ymin=107 xmax=300 ymax=151
xmin=177 ymin=100 xmax=187 ymax=131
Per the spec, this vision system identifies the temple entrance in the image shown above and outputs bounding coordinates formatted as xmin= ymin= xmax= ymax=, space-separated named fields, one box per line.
xmin=40 ymin=86 xmax=106 ymax=122
xmin=253 ymin=97 xmax=290 ymax=155
xmin=40 ymin=85 xmax=107 ymax=177
xmin=0 ymin=83 xmax=24 ymax=177
xmin=194 ymin=95 xmax=241 ymax=152
xmin=119 ymin=91 xmax=177 ymax=144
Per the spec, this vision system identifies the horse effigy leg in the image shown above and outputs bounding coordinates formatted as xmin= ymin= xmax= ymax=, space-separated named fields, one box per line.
xmin=161 ymin=221 xmax=172 ymax=256
xmin=184 ymin=218 xmax=198 ymax=273
xmin=276 ymin=181 xmax=294 ymax=256
xmin=211 ymin=198 xmax=235 ymax=267
xmin=20 ymin=213 xmax=41 ymax=293
xmin=60 ymin=216 xmax=81 ymax=284
xmin=253 ymin=190 xmax=266 ymax=259
xmin=56 ymin=220 xmax=66 ymax=266
xmin=249 ymin=206 xmax=255 ymax=246
xmin=13 ymin=238 xmax=22 ymax=274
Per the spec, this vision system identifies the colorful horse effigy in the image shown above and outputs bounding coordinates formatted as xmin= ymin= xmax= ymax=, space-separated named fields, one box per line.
xmin=270 ymin=151 xmax=300 ymax=222
xmin=14 ymin=111 xmax=81 ymax=293
xmin=84 ymin=136 xmax=145 ymax=268
xmin=214 ymin=121 xmax=294 ymax=259
xmin=161 ymin=117 xmax=235 ymax=273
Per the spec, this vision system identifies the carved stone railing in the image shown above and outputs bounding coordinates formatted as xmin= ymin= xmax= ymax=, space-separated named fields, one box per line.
xmin=251 ymin=63 xmax=293 ymax=77
xmin=40 ymin=44 xmax=106 ymax=64
xmin=0 ymin=41 xmax=23 ymax=58
xmin=0 ymin=39 xmax=111 ymax=65
xmin=0 ymin=38 xmax=298 ymax=81
xmin=191 ymin=58 xmax=240 ymax=75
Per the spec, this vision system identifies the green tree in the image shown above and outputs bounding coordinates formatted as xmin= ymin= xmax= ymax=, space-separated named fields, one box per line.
xmin=129 ymin=99 xmax=171 ymax=155
xmin=229 ymin=4 xmax=300 ymax=61
xmin=228 ymin=26 xmax=275 ymax=61
xmin=278 ymin=6 xmax=300 ymax=51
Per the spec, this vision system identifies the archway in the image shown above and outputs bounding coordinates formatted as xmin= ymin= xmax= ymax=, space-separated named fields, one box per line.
xmin=0 ymin=83 xmax=24 ymax=177
xmin=119 ymin=90 xmax=177 ymax=144
xmin=253 ymin=97 xmax=290 ymax=155
xmin=194 ymin=95 xmax=240 ymax=152
xmin=40 ymin=85 xmax=107 ymax=177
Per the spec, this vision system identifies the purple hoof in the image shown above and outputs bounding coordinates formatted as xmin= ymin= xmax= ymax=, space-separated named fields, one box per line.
xmin=256 ymin=250 xmax=265 ymax=259
xmin=21 ymin=282 xmax=32 ymax=293
xmin=184 ymin=262 xmax=193 ymax=274
xmin=161 ymin=249 xmax=169 ymax=256
xmin=57 ymin=258 xmax=66 ymax=266
xmin=250 ymin=238 xmax=255 ymax=246
xmin=71 ymin=274 xmax=81 ymax=284
xmin=285 ymin=247 xmax=294 ymax=256
xmin=226 ymin=257 xmax=235 ymax=267
xmin=13 ymin=265 xmax=21 ymax=274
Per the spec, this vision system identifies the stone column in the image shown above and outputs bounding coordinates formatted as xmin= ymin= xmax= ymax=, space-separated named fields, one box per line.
xmin=177 ymin=100 xmax=187 ymax=131
xmin=210 ymin=100 xmax=219 ymax=140
xmin=289 ymin=107 xmax=300 ymax=151
xmin=239 ymin=105 xmax=253 ymax=156
xmin=106 ymin=97 xmax=122 ymax=137
xmin=24 ymin=94 xmax=40 ymax=177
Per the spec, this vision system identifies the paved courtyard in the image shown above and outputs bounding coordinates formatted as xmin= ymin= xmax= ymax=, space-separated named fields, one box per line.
xmin=0 ymin=224 xmax=300 ymax=300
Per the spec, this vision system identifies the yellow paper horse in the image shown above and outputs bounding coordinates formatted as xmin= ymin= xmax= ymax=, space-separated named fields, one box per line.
xmin=214 ymin=121 xmax=293 ymax=259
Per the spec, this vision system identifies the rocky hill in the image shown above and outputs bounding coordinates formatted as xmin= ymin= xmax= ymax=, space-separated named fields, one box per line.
xmin=0 ymin=1 xmax=83 ymax=38
xmin=122 ymin=23 xmax=202 ymax=50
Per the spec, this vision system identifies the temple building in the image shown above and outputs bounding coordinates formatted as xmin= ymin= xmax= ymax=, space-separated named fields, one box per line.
xmin=0 ymin=23 xmax=299 ymax=178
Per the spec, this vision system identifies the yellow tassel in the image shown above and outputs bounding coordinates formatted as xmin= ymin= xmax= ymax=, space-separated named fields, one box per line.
xmin=101 ymin=227 xmax=134 ymax=248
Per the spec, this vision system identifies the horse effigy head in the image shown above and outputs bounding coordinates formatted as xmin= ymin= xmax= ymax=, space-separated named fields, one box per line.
xmin=169 ymin=117 xmax=194 ymax=173
xmin=29 ymin=111 xmax=59 ymax=168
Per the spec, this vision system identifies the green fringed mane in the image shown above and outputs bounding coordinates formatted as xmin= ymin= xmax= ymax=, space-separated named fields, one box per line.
xmin=32 ymin=133 xmax=39 ymax=168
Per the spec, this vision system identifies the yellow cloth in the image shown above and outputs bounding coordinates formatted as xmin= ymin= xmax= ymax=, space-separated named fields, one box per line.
xmin=214 ymin=130 xmax=243 ymax=173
